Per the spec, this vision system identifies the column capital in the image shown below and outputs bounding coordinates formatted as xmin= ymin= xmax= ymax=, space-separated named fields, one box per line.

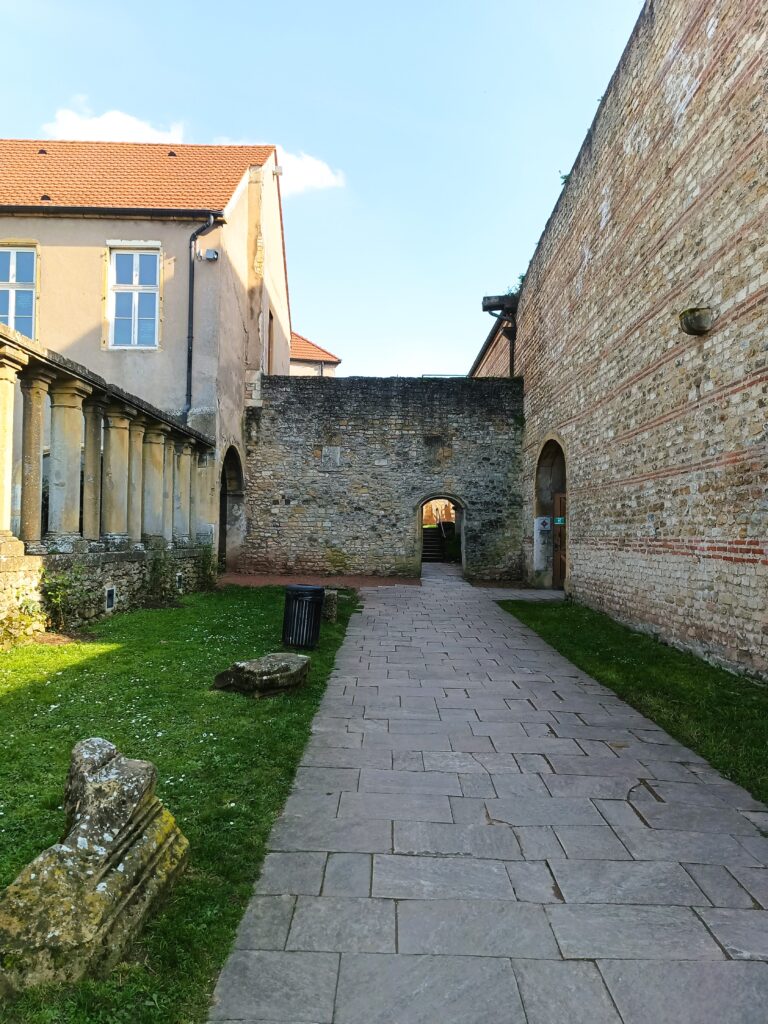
xmin=49 ymin=378 xmax=93 ymax=407
xmin=105 ymin=402 xmax=136 ymax=424
xmin=20 ymin=367 xmax=57 ymax=394
xmin=129 ymin=416 xmax=148 ymax=440
xmin=0 ymin=343 xmax=29 ymax=381
xmin=83 ymin=394 xmax=109 ymax=413
xmin=144 ymin=421 xmax=171 ymax=442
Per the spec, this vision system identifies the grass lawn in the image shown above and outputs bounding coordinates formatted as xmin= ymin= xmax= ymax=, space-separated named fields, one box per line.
xmin=0 ymin=585 xmax=355 ymax=1024
xmin=499 ymin=600 xmax=768 ymax=804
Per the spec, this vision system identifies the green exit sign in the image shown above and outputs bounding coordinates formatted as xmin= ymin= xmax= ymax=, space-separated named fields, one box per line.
xmin=554 ymin=516 xmax=566 ymax=525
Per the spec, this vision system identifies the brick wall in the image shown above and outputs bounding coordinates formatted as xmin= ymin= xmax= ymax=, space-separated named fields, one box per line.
xmin=473 ymin=0 xmax=767 ymax=678
xmin=242 ymin=376 xmax=524 ymax=579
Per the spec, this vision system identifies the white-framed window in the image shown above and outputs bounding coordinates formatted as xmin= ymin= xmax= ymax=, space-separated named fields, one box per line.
xmin=0 ymin=247 xmax=36 ymax=338
xmin=108 ymin=249 xmax=160 ymax=348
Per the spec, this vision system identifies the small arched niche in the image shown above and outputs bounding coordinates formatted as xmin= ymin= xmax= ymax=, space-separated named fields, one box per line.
xmin=533 ymin=439 xmax=567 ymax=588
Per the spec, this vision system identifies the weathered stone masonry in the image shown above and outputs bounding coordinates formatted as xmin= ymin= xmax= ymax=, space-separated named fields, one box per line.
xmin=243 ymin=376 xmax=524 ymax=579
xmin=472 ymin=0 xmax=767 ymax=678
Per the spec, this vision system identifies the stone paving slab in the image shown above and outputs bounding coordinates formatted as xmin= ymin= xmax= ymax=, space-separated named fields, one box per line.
xmin=397 ymin=898 xmax=559 ymax=957
xmin=209 ymin=950 xmax=339 ymax=1021
xmin=547 ymin=904 xmax=725 ymax=959
xmin=598 ymin=961 xmax=768 ymax=1024
xmin=373 ymin=853 xmax=515 ymax=900
xmin=210 ymin=565 xmax=768 ymax=1023
xmin=334 ymin=953 xmax=526 ymax=1024
xmin=514 ymin=960 xmax=622 ymax=1024
xmin=549 ymin=859 xmax=708 ymax=904
xmin=286 ymin=896 xmax=396 ymax=953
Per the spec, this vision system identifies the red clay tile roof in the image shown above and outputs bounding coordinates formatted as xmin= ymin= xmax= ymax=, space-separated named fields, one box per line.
xmin=290 ymin=332 xmax=341 ymax=364
xmin=0 ymin=139 xmax=275 ymax=211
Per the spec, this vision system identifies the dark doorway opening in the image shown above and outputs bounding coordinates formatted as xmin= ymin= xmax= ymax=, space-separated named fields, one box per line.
xmin=420 ymin=497 xmax=463 ymax=566
xmin=218 ymin=447 xmax=245 ymax=571
xmin=534 ymin=439 xmax=567 ymax=588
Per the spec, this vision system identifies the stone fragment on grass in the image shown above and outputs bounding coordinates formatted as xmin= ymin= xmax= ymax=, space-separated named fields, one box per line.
xmin=213 ymin=652 xmax=310 ymax=697
xmin=322 ymin=590 xmax=338 ymax=623
xmin=0 ymin=737 xmax=189 ymax=998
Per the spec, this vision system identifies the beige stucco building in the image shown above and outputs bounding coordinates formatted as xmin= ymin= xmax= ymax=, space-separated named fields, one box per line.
xmin=289 ymin=331 xmax=341 ymax=376
xmin=0 ymin=140 xmax=291 ymax=564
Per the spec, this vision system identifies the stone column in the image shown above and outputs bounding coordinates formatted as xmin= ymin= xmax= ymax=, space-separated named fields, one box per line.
xmin=101 ymin=405 xmax=133 ymax=544
xmin=0 ymin=344 xmax=29 ymax=554
xmin=162 ymin=435 xmax=175 ymax=544
xmin=19 ymin=368 xmax=55 ymax=548
xmin=47 ymin=379 xmax=92 ymax=546
xmin=189 ymin=447 xmax=199 ymax=544
xmin=142 ymin=425 xmax=168 ymax=542
xmin=202 ymin=452 xmax=218 ymax=543
xmin=173 ymin=442 xmax=193 ymax=543
xmin=127 ymin=418 xmax=146 ymax=544
xmin=82 ymin=400 xmax=106 ymax=542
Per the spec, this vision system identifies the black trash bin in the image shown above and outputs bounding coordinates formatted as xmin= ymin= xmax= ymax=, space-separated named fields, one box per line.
xmin=282 ymin=585 xmax=325 ymax=649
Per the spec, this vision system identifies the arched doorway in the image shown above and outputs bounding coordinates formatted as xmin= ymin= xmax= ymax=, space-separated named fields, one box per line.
xmin=418 ymin=495 xmax=464 ymax=570
xmin=534 ymin=439 xmax=567 ymax=588
xmin=218 ymin=446 xmax=245 ymax=571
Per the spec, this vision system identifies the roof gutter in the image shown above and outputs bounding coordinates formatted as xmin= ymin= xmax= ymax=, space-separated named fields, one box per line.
xmin=0 ymin=204 xmax=226 ymax=220
xmin=184 ymin=214 xmax=218 ymax=424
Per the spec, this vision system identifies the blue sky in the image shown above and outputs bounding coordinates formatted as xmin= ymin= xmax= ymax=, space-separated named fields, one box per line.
xmin=2 ymin=0 xmax=643 ymax=376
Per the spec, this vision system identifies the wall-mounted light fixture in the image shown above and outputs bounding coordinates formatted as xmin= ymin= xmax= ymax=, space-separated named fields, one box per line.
xmin=679 ymin=306 xmax=713 ymax=336
xmin=482 ymin=294 xmax=518 ymax=317
xmin=481 ymin=294 xmax=519 ymax=376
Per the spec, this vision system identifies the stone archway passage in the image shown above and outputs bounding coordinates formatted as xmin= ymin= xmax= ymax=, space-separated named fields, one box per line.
xmin=420 ymin=496 xmax=463 ymax=568
xmin=243 ymin=376 xmax=525 ymax=580
xmin=218 ymin=446 xmax=245 ymax=572
xmin=534 ymin=439 xmax=566 ymax=589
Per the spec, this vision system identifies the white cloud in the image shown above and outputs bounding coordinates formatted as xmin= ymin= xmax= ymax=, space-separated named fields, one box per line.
xmin=43 ymin=102 xmax=184 ymax=143
xmin=276 ymin=147 xmax=346 ymax=197
xmin=214 ymin=136 xmax=345 ymax=196
xmin=42 ymin=103 xmax=344 ymax=195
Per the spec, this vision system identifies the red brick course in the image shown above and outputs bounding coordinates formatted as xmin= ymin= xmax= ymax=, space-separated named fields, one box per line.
xmin=473 ymin=0 xmax=767 ymax=678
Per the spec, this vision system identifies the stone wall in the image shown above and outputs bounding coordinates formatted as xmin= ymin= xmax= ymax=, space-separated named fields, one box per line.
xmin=0 ymin=553 xmax=45 ymax=643
xmin=472 ymin=0 xmax=767 ymax=677
xmin=0 ymin=546 xmax=209 ymax=638
xmin=243 ymin=376 xmax=524 ymax=579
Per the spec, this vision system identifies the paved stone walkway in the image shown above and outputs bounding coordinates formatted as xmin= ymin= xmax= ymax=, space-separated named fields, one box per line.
xmin=210 ymin=564 xmax=768 ymax=1023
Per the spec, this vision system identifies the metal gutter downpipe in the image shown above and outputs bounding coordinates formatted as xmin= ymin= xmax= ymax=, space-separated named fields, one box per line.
xmin=184 ymin=213 xmax=216 ymax=423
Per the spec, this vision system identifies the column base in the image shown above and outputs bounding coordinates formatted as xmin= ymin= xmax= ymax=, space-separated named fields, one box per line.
xmin=44 ymin=533 xmax=89 ymax=554
xmin=142 ymin=534 xmax=168 ymax=551
xmin=102 ymin=534 xmax=131 ymax=552
xmin=0 ymin=531 xmax=25 ymax=556
xmin=172 ymin=534 xmax=192 ymax=547
xmin=23 ymin=540 xmax=48 ymax=556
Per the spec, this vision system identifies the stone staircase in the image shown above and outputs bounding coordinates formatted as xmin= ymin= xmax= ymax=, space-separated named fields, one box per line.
xmin=421 ymin=527 xmax=444 ymax=562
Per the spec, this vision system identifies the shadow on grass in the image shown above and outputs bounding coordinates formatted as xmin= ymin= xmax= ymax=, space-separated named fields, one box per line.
xmin=0 ymin=585 xmax=357 ymax=1024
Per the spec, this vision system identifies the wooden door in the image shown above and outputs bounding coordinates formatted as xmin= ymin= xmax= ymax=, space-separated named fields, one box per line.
xmin=553 ymin=493 xmax=567 ymax=589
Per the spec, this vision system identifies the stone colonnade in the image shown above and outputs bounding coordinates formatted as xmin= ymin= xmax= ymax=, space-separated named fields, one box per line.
xmin=0 ymin=337 xmax=216 ymax=556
